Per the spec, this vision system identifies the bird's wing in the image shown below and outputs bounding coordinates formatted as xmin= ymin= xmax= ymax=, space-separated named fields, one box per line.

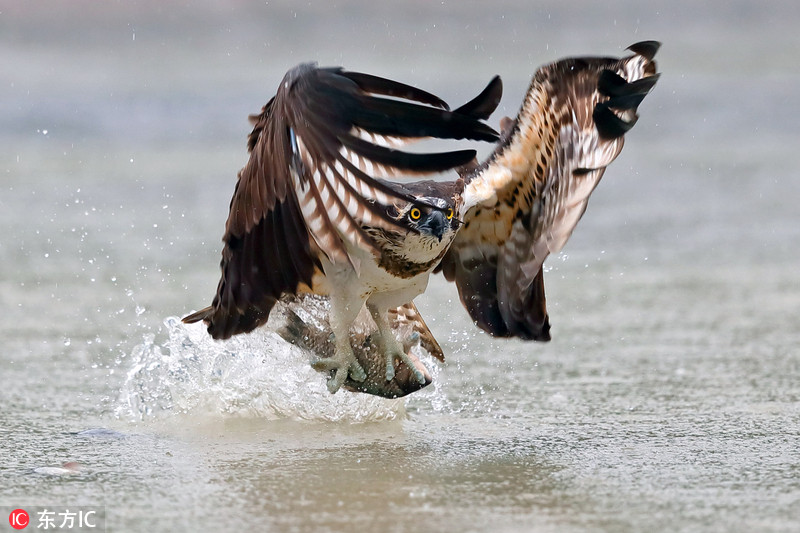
xmin=439 ymin=41 xmax=660 ymax=340
xmin=184 ymin=64 xmax=500 ymax=339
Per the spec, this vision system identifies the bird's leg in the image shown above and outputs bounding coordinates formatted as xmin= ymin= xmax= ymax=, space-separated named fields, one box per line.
xmin=310 ymin=298 xmax=366 ymax=393
xmin=367 ymin=302 xmax=426 ymax=385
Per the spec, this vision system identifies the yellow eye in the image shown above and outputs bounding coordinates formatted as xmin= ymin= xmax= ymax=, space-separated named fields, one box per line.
xmin=446 ymin=208 xmax=454 ymax=220
xmin=409 ymin=208 xmax=422 ymax=221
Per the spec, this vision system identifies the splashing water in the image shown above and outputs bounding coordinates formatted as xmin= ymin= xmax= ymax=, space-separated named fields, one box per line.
xmin=115 ymin=316 xmax=412 ymax=423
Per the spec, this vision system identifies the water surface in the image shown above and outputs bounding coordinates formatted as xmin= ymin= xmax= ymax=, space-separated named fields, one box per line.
xmin=2 ymin=1 xmax=799 ymax=531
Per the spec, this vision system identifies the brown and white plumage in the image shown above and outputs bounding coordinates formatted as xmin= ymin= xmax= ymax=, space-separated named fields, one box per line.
xmin=185 ymin=65 xmax=499 ymax=333
xmin=440 ymin=41 xmax=660 ymax=340
xmin=184 ymin=63 xmax=501 ymax=392
xmin=184 ymin=42 xmax=660 ymax=394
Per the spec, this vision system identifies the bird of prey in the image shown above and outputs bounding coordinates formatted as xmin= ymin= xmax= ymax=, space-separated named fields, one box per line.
xmin=184 ymin=41 xmax=660 ymax=393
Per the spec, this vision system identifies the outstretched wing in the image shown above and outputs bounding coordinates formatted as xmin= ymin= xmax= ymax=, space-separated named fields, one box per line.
xmin=184 ymin=64 xmax=500 ymax=339
xmin=440 ymin=41 xmax=660 ymax=340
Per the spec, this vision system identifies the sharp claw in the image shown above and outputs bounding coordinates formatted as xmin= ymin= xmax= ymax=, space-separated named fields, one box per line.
xmin=349 ymin=361 xmax=366 ymax=382
xmin=410 ymin=366 xmax=426 ymax=385
xmin=385 ymin=358 xmax=396 ymax=382
xmin=392 ymin=352 xmax=426 ymax=385
xmin=326 ymin=367 xmax=348 ymax=393
xmin=313 ymin=356 xmax=365 ymax=392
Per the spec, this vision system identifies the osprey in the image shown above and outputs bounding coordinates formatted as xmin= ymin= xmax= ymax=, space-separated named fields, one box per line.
xmin=184 ymin=41 xmax=660 ymax=393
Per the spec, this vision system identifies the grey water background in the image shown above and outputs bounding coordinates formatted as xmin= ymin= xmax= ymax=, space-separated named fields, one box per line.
xmin=2 ymin=1 xmax=799 ymax=531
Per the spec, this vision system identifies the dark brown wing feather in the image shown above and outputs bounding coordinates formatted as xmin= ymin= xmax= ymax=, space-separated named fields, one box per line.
xmin=184 ymin=64 xmax=501 ymax=339
xmin=441 ymin=41 xmax=660 ymax=340
xmin=453 ymin=75 xmax=503 ymax=120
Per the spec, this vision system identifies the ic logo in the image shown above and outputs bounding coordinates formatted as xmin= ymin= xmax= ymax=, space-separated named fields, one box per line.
xmin=9 ymin=509 xmax=29 ymax=530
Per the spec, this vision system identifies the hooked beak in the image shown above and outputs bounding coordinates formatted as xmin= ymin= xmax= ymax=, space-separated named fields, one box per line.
xmin=419 ymin=210 xmax=448 ymax=241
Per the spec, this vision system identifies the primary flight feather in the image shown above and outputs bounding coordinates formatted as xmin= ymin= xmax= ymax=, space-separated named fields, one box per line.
xmin=184 ymin=42 xmax=660 ymax=393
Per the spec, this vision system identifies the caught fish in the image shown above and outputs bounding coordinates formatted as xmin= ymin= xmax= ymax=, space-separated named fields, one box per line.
xmin=269 ymin=295 xmax=443 ymax=399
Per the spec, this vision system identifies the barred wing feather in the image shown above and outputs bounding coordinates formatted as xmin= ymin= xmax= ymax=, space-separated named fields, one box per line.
xmin=184 ymin=64 xmax=500 ymax=339
xmin=441 ymin=41 xmax=660 ymax=340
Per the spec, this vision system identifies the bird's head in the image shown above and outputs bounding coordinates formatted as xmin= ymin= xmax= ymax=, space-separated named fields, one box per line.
xmin=396 ymin=197 xmax=458 ymax=243
xmin=374 ymin=196 xmax=460 ymax=266
xmin=362 ymin=180 xmax=462 ymax=269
